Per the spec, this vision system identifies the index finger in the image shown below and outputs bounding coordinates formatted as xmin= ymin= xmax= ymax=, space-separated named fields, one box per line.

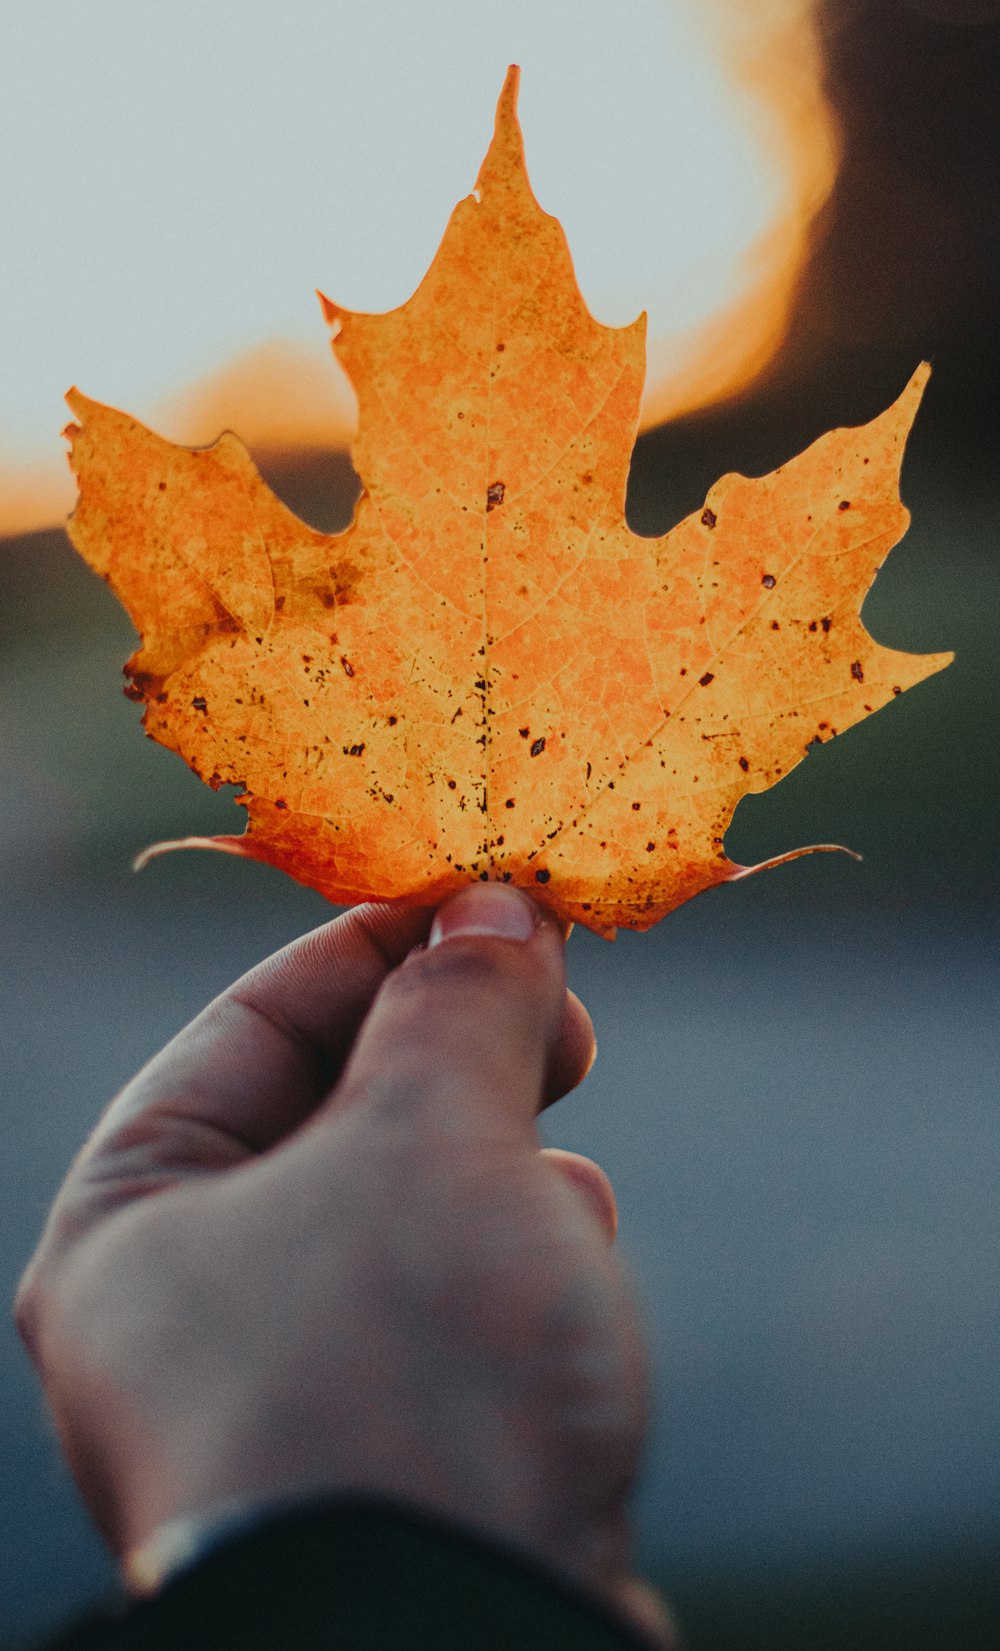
xmin=52 ymin=896 xmax=594 ymax=1231
xmin=65 ymin=901 xmax=432 ymax=1219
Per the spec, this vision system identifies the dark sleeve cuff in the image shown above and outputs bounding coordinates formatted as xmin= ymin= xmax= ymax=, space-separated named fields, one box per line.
xmin=43 ymin=1498 xmax=662 ymax=1651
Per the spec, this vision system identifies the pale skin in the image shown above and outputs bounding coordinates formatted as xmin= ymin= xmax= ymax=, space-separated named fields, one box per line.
xmin=16 ymin=882 xmax=671 ymax=1642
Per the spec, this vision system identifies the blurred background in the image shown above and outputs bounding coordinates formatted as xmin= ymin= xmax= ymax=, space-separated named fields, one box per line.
xmin=1 ymin=1 xmax=997 ymax=1645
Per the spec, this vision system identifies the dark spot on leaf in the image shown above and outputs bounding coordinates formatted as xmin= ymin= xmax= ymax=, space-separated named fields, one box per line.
xmin=761 ymin=573 xmax=776 ymax=589
xmin=321 ymin=592 xmax=336 ymax=608
xmin=892 ymin=685 xmax=902 ymax=696
xmin=157 ymin=480 xmax=166 ymax=491
xmin=701 ymin=508 xmax=717 ymax=529
xmin=347 ymin=743 xmax=365 ymax=757
xmin=496 ymin=342 xmax=505 ymax=352
xmin=535 ymin=868 xmax=551 ymax=884
xmin=502 ymin=871 xmax=512 ymax=882
xmin=505 ymin=798 xmax=515 ymax=808
xmin=479 ymin=871 xmax=489 ymax=881
xmin=821 ymin=617 xmax=832 ymax=633
xmin=739 ymin=756 xmax=750 ymax=772
xmin=851 ymin=660 xmax=864 ymax=682
xmin=124 ymin=672 xmax=153 ymax=703
xmin=839 ymin=499 xmax=851 ymax=511
xmin=388 ymin=714 xmax=397 ymax=726
xmin=341 ymin=656 xmax=355 ymax=677
xmin=275 ymin=798 xmax=287 ymax=809
xmin=646 ymin=841 xmax=655 ymax=852
xmin=770 ymin=621 xmax=780 ymax=631
xmin=530 ymin=737 xmax=545 ymax=757
xmin=191 ymin=696 xmax=207 ymax=712
xmin=486 ymin=481 xmax=505 ymax=511
xmin=519 ymin=727 xmax=530 ymax=738
xmin=632 ymin=802 xmax=641 ymax=811
xmin=448 ymin=780 xmax=457 ymax=790
xmin=699 ymin=672 xmax=715 ymax=687
xmin=808 ymin=621 xmax=818 ymax=632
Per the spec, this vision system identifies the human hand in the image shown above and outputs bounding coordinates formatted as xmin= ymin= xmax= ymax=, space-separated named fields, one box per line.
xmin=16 ymin=884 xmax=664 ymax=1635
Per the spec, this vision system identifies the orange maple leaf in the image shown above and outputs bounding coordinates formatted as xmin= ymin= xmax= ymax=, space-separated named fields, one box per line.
xmin=65 ymin=67 xmax=951 ymax=938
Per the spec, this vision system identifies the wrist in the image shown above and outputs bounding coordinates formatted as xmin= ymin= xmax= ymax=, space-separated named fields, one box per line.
xmin=123 ymin=1496 xmax=675 ymax=1649
xmin=113 ymin=1382 xmax=632 ymax=1610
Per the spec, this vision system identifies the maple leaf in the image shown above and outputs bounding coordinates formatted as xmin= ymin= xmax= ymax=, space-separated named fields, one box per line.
xmin=65 ymin=67 xmax=951 ymax=938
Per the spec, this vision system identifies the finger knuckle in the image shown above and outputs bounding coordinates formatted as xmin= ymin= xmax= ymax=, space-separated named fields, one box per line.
xmin=394 ymin=939 xmax=536 ymax=1012
xmin=13 ymin=1259 xmax=46 ymax=1356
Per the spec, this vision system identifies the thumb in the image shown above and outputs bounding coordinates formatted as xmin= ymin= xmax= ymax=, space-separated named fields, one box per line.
xmin=324 ymin=884 xmax=568 ymax=1143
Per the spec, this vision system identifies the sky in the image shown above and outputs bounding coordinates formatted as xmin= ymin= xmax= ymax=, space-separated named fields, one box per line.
xmin=0 ymin=0 xmax=833 ymax=528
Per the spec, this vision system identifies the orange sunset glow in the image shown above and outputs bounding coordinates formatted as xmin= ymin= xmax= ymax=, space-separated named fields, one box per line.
xmin=0 ymin=0 xmax=837 ymax=538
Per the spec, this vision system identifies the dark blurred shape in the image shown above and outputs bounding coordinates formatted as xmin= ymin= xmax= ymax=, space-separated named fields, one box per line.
xmin=901 ymin=0 xmax=1000 ymax=23
xmin=774 ymin=0 xmax=1000 ymax=375
xmin=667 ymin=1541 xmax=1000 ymax=1650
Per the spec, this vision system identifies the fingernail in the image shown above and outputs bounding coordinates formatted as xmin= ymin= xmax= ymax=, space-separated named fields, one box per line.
xmin=429 ymin=884 xmax=540 ymax=947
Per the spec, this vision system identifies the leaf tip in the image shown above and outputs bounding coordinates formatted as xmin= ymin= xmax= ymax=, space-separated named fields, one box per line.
xmin=476 ymin=65 xmax=525 ymax=195
xmin=64 ymin=386 xmax=90 ymax=420
xmin=895 ymin=360 xmax=932 ymax=428
xmin=317 ymin=289 xmax=341 ymax=328
xmin=499 ymin=63 xmax=521 ymax=117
